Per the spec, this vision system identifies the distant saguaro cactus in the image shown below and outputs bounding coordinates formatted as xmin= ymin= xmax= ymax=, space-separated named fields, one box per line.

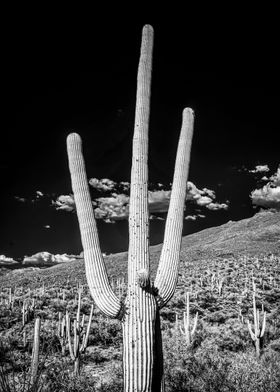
xmin=65 ymin=290 xmax=94 ymax=375
xmin=247 ymin=282 xmax=266 ymax=358
xmin=67 ymin=24 xmax=194 ymax=392
xmin=30 ymin=317 xmax=41 ymax=385
xmin=179 ymin=292 xmax=198 ymax=345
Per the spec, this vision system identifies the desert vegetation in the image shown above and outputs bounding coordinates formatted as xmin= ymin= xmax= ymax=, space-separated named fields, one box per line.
xmin=0 ymin=252 xmax=280 ymax=391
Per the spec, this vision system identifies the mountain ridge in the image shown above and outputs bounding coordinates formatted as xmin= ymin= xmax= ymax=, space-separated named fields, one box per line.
xmin=0 ymin=210 xmax=279 ymax=288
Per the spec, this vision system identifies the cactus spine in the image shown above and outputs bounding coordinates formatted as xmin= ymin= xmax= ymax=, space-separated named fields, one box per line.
xmin=67 ymin=24 xmax=194 ymax=391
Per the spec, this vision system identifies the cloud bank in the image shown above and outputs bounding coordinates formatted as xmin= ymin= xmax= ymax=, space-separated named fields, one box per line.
xmin=251 ymin=166 xmax=280 ymax=210
xmin=53 ymin=178 xmax=229 ymax=222
xmin=23 ymin=251 xmax=79 ymax=264
xmin=249 ymin=164 xmax=270 ymax=173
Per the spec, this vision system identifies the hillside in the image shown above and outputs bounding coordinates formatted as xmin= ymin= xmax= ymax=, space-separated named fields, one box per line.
xmin=1 ymin=209 xmax=279 ymax=391
xmin=0 ymin=209 xmax=279 ymax=290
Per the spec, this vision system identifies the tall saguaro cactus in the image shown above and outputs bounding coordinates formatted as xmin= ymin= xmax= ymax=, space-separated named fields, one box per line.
xmin=67 ymin=24 xmax=194 ymax=392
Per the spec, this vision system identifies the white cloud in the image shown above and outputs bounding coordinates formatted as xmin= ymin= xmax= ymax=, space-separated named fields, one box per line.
xmin=53 ymin=253 xmax=77 ymax=263
xmin=251 ymin=165 xmax=280 ymax=210
xmin=249 ymin=164 xmax=270 ymax=173
xmin=14 ymin=196 xmax=27 ymax=203
xmin=251 ymin=185 xmax=280 ymax=209
xmin=94 ymin=193 xmax=130 ymax=222
xmin=23 ymin=251 xmax=79 ymax=264
xmin=89 ymin=178 xmax=116 ymax=192
xmin=23 ymin=251 xmax=55 ymax=264
xmin=148 ymin=190 xmax=171 ymax=213
xmin=206 ymin=202 xmax=229 ymax=211
xmin=150 ymin=215 xmax=165 ymax=220
xmin=186 ymin=181 xmax=202 ymax=201
xmin=184 ymin=215 xmax=198 ymax=221
xmin=43 ymin=225 xmax=51 ymax=229
xmin=15 ymin=191 xmax=49 ymax=204
xmin=0 ymin=255 xmax=17 ymax=264
xmin=269 ymin=166 xmax=280 ymax=186
xmin=53 ymin=195 xmax=76 ymax=212
xmin=196 ymin=196 xmax=213 ymax=206
xmin=202 ymin=188 xmax=216 ymax=199
xmin=120 ymin=181 xmax=130 ymax=191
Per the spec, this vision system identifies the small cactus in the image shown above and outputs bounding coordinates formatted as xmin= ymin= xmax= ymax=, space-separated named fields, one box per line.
xmin=22 ymin=298 xmax=35 ymax=327
xmin=58 ymin=312 xmax=67 ymax=355
xmin=65 ymin=290 xmax=94 ymax=375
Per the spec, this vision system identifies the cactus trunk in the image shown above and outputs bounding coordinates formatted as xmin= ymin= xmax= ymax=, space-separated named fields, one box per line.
xmin=123 ymin=298 xmax=163 ymax=391
xmin=121 ymin=24 xmax=162 ymax=392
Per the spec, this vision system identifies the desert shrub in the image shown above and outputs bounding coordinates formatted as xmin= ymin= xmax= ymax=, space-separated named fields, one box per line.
xmin=165 ymin=348 xmax=280 ymax=392
xmin=206 ymin=310 xmax=228 ymax=323
xmin=267 ymin=338 xmax=280 ymax=352
xmin=212 ymin=319 xmax=249 ymax=352
xmin=0 ymin=342 xmax=49 ymax=392
xmin=88 ymin=318 xmax=122 ymax=347
xmin=165 ymin=349 xmax=232 ymax=392
xmin=45 ymin=365 xmax=97 ymax=392
xmin=44 ymin=360 xmax=123 ymax=392
xmin=227 ymin=351 xmax=280 ymax=392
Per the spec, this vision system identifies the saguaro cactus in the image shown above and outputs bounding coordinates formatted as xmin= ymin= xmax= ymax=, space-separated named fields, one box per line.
xmin=58 ymin=311 xmax=67 ymax=355
xmin=247 ymin=283 xmax=266 ymax=358
xmin=67 ymin=24 xmax=194 ymax=392
xmin=65 ymin=290 xmax=94 ymax=375
xmin=179 ymin=292 xmax=198 ymax=345
xmin=30 ymin=317 xmax=41 ymax=385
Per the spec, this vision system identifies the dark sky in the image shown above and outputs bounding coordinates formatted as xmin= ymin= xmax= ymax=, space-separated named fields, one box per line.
xmin=1 ymin=12 xmax=279 ymax=259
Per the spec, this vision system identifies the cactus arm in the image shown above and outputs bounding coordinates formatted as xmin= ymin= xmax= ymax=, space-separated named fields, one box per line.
xmin=81 ymin=304 xmax=94 ymax=352
xmin=179 ymin=323 xmax=184 ymax=335
xmin=186 ymin=292 xmax=190 ymax=328
xmin=81 ymin=314 xmax=85 ymax=329
xmin=191 ymin=312 xmax=198 ymax=336
xmin=58 ymin=312 xmax=62 ymax=335
xmin=66 ymin=312 xmax=75 ymax=361
xmin=154 ymin=108 xmax=194 ymax=307
xmin=22 ymin=302 xmax=25 ymax=326
xmin=260 ymin=311 xmax=266 ymax=337
xmin=127 ymin=24 xmax=153 ymax=287
xmin=252 ymin=291 xmax=261 ymax=336
xmin=67 ymin=133 xmax=121 ymax=318
xmin=73 ymin=319 xmax=80 ymax=357
xmin=247 ymin=320 xmax=256 ymax=341
xmin=76 ymin=289 xmax=81 ymax=325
